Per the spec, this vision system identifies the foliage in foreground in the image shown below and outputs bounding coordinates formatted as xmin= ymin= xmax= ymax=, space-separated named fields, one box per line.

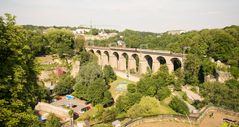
xmin=0 ymin=13 xmax=47 ymax=126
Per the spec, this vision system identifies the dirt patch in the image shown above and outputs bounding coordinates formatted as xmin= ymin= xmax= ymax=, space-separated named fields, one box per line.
xmin=137 ymin=121 xmax=193 ymax=127
xmin=136 ymin=110 xmax=239 ymax=127
xmin=199 ymin=110 xmax=239 ymax=127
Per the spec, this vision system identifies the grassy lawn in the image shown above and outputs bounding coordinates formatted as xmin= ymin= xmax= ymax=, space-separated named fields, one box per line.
xmin=109 ymin=76 xmax=135 ymax=100
xmin=160 ymin=96 xmax=176 ymax=114
xmin=158 ymin=103 xmax=177 ymax=114
xmin=161 ymin=96 xmax=173 ymax=105
xmin=220 ymin=122 xmax=239 ymax=127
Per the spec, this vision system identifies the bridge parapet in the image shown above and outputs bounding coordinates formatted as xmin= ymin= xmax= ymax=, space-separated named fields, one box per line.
xmin=85 ymin=46 xmax=183 ymax=57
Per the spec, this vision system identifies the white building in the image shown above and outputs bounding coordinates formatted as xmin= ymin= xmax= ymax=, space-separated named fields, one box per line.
xmin=73 ymin=28 xmax=90 ymax=35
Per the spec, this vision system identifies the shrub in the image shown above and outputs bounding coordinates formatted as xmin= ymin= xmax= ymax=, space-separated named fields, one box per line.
xmin=127 ymin=96 xmax=161 ymax=118
xmin=182 ymin=92 xmax=188 ymax=101
xmin=126 ymin=96 xmax=175 ymax=118
xmin=45 ymin=113 xmax=61 ymax=127
xmin=127 ymin=84 xmax=137 ymax=93
xmin=156 ymin=87 xmax=171 ymax=101
xmin=103 ymin=65 xmax=117 ymax=84
xmin=169 ymin=97 xmax=189 ymax=115
xmin=53 ymin=75 xmax=75 ymax=95
xmin=174 ymin=83 xmax=182 ymax=91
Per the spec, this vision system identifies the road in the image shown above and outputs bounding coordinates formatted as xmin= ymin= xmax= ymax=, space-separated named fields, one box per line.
xmin=182 ymin=86 xmax=204 ymax=101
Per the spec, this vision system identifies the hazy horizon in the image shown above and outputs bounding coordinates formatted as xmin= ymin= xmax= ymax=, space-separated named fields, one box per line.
xmin=1 ymin=0 xmax=239 ymax=32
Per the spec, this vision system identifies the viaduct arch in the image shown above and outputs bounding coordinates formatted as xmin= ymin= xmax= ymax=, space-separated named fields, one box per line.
xmin=86 ymin=46 xmax=184 ymax=74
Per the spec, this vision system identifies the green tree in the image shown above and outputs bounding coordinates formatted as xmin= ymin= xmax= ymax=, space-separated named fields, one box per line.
xmin=0 ymin=13 xmax=46 ymax=126
xmin=45 ymin=113 xmax=61 ymax=127
xmin=74 ymin=62 xmax=103 ymax=99
xmin=127 ymin=83 xmax=137 ymax=93
xmin=184 ymin=54 xmax=201 ymax=85
xmin=156 ymin=87 xmax=171 ymax=101
xmin=103 ymin=65 xmax=117 ymax=84
xmin=115 ymin=92 xmax=142 ymax=114
xmin=77 ymin=51 xmax=97 ymax=66
xmin=27 ymin=30 xmax=50 ymax=56
xmin=115 ymin=95 xmax=131 ymax=114
xmin=127 ymin=96 xmax=171 ymax=118
xmin=102 ymin=91 xmax=114 ymax=107
xmin=169 ymin=97 xmax=189 ymax=115
xmin=201 ymin=81 xmax=239 ymax=111
xmin=53 ymin=75 xmax=75 ymax=95
xmin=86 ymin=78 xmax=108 ymax=105
xmin=89 ymin=28 xmax=99 ymax=35
xmin=98 ymin=107 xmax=116 ymax=122
xmin=74 ymin=62 xmax=113 ymax=106
xmin=74 ymin=35 xmax=85 ymax=52
xmin=136 ymin=76 xmax=158 ymax=96
xmin=44 ymin=28 xmax=74 ymax=58
xmin=230 ymin=66 xmax=239 ymax=79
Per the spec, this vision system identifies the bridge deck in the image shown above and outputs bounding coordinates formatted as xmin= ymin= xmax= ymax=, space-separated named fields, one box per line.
xmin=86 ymin=46 xmax=184 ymax=57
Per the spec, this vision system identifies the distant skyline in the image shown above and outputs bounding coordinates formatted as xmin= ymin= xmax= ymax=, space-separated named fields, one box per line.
xmin=0 ymin=0 xmax=239 ymax=32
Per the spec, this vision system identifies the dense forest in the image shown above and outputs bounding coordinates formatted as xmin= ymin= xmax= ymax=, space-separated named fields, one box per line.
xmin=1 ymin=13 xmax=239 ymax=127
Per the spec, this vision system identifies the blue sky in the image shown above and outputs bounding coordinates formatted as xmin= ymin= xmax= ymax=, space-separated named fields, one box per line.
xmin=0 ymin=0 xmax=239 ymax=32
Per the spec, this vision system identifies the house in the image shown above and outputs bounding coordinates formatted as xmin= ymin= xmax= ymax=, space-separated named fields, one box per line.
xmin=35 ymin=102 xmax=71 ymax=122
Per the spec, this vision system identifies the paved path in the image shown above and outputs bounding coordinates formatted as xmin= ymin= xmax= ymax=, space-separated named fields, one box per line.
xmin=114 ymin=70 xmax=140 ymax=82
xmin=185 ymin=101 xmax=198 ymax=113
xmin=182 ymin=86 xmax=203 ymax=101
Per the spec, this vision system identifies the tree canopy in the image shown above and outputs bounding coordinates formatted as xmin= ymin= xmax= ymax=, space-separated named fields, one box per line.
xmin=73 ymin=62 xmax=114 ymax=106
xmin=0 ymin=13 xmax=46 ymax=126
xmin=44 ymin=28 xmax=75 ymax=58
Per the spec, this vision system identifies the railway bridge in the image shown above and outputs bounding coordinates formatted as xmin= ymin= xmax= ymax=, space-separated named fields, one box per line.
xmin=85 ymin=46 xmax=184 ymax=74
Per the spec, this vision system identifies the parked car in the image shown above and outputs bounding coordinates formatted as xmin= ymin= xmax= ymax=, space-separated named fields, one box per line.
xmin=80 ymin=106 xmax=91 ymax=113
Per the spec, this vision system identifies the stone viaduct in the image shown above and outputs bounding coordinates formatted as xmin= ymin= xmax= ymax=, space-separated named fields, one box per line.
xmin=85 ymin=46 xmax=184 ymax=74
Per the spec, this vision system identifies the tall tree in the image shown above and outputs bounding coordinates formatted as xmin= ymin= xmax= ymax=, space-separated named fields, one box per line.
xmin=169 ymin=97 xmax=189 ymax=115
xmin=103 ymin=65 xmax=117 ymax=84
xmin=184 ymin=54 xmax=201 ymax=85
xmin=73 ymin=62 xmax=113 ymax=106
xmin=53 ymin=75 xmax=75 ymax=95
xmin=0 ymin=13 xmax=43 ymax=126
xmin=44 ymin=28 xmax=74 ymax=58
